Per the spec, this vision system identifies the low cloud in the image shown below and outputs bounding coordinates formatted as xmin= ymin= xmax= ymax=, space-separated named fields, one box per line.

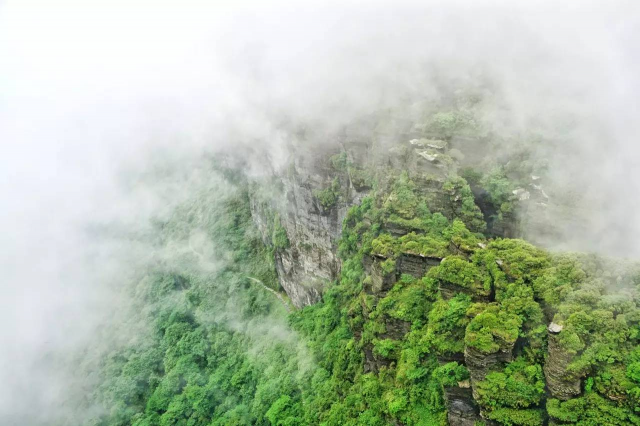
xmin=1 ymin=0 xmax=639 ymax=423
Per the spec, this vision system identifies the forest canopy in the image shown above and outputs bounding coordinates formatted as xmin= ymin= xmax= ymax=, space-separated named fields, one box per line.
xmin=88 ymin=160 xmax=640 ymax=426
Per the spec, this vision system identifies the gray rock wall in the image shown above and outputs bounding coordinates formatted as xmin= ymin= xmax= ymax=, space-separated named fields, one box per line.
xmin=249 ymin=145 xmax=370 ymax=308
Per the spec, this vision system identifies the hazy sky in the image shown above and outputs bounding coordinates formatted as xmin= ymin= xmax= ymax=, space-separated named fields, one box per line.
xmin=1 ymin=0 xmax=639 ymax=423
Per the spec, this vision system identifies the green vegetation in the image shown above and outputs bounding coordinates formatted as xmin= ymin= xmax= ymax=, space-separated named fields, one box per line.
xmin=442 ymin=176 xmax=487 ymax=234
xmin=475 ymin=358 xmax=545 ymax=409
xmin=313 ymin=177 xmax=342 ymax=209
xmin=424 ymin=294 xmax=472 ymax=355
xmin=425 ymin=110 xmax=480 ymax=139
xmin=465 ymin=305 xmax=522 ymax=354
xmin=272 ymin=213 xmax=290 ymax=250
xmin=89 ymin=165 xmax=303 ymax=426
xmin=547 ymin=392 xmax=640 ymax=425
xmin=481 ymin=167 xmax=515 ymax=216
xmin=435 ymin=255 xmax=492 ymax=294
xmin=371 ymin=232 xmax=449 ymax=259
xmin=384 ymin=172 xmax=420 ymax=219
xmin=433 ymin=362 xmax=470 ymax=387
xmin=90 ymin=156 xmax=640 ymax=426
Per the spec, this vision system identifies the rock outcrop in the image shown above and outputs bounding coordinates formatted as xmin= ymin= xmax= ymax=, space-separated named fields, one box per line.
xmin=235 ymin=106 xmax=639 ymax=426
xmin=249 ymin=125 xmax=465 ymax=308
xmin=363 ymin=316 xmax=411 ymax=374
xmin=363 ymin=255 xmax=397 ymax=296
xmin=250 ymin=143 xmax=371 ymax=308
xmin=439 ymin=279 xmax=492 ymax=303
xmin=443 ymin=382 xmax=482 ymax=426
xmin=465 ymin=344 xmax=515 ymax=399
xmin=544 ymin=333 xmax=582 ymax=400
xmin=397 ymin=253 xmax=442 ymax=278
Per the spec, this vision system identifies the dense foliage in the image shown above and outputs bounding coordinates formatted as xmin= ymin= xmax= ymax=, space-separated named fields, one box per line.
xmin=90 ymin=166 xmax=307 ymax=426
xmin=90 ymin=159 xmax=640 ymax=426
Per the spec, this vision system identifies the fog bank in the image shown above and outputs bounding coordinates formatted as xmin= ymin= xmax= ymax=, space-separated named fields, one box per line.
xmin=1 ymin=0 xmax=639 ymax=423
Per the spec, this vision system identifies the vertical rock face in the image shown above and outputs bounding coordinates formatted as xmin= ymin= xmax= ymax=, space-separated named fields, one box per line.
xmin=465 ymin=344 xmax=515 ymax=399
xmin=248 ymin=127 xmax=465 ymax=308
xmin=362 ymin=255 xmax=411 ymax=372
xmin=443 ymin=382 xmax=482 ymax=426
xmin=439 ymin=280 xmax=492 ymax=303
xmin=272 ymin=173 xmax=343 ymax=308
xmin=364 ymin=255 xmax=398 ymax=296
xmin=250 ymin=177 xmax=343 ymax=307
xmin=361 ymin=249 xmax=444 ymax=373
xmin=364 ymin=253 xmax=442 ymax=296
xmin=249 ymin=145 xmax=370 ymax=308
xmin=362 ymin=316 xmax=411 ymax=374
xmin=544 ymin=333 xmax=582 ymax=400
xmin=397 ymin=253 xmax=442 ymax=278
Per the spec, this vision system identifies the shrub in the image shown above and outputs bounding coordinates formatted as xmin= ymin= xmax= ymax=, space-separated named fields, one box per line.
xmin=313 ymin=178 xmax=342 ymax=209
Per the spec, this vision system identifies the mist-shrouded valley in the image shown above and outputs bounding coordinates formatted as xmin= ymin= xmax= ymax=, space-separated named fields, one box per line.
xmin=2 ymin=1 xmax=640 ymax=425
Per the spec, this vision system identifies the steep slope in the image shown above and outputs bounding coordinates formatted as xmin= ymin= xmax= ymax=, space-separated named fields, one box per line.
xmin=246 ymin=134 xmax=640 ymax=425
xmin=286 ymin=168 xmax=640 ymax=425
xmin=88 ymin=137 xmax=640 ymax=426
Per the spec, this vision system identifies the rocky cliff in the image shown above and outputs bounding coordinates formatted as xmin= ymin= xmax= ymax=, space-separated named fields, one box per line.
xmin=246 ymin=117 xmax=640 ymax=425
xmin=249 ymin=141 xmax=372 ymax=308
xmin=249 ymin=125 xmax=494 ymax=308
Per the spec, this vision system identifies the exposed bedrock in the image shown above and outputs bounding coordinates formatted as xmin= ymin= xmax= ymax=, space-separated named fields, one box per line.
xmin=465 ymin=343 xmax=515 ymax=401
xmin=397 ymin=253 xmax=442 ymax=278
xmin=444 ymin=382 xmax=482 ymax=426
xmin=544 ymin=332 xmax=582 ymax=400
xmin=250 ymin=148 xmax=369 ymax=308
xmin=363 ymin=252 xmax=442 ymax=296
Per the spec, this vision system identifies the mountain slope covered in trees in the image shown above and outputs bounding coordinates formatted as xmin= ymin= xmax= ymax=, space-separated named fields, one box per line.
xmin=87 ymin=152 xmax=640 ymax=426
